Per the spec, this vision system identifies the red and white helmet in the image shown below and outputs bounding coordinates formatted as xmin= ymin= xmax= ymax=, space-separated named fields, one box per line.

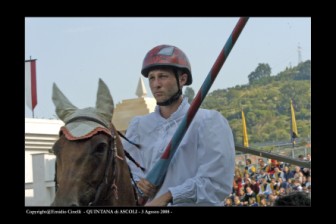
xmin=141 ymin=45 xmax=192 ymax=85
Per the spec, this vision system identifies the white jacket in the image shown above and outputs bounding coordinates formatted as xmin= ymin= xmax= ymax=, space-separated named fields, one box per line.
xmin=123 ymin=98 xmax=235 ymax=206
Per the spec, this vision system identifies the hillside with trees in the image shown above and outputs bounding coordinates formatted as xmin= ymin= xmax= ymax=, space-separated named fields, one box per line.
xmin=200 ymin=60 xmax=311 ymax=145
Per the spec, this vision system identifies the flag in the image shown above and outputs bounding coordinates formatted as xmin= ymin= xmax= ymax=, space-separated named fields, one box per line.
xmin=290 ymin=99 xmax=298 ymax=146
xmin=25 ymin=59 xmax=37 ymax=111
xmin=242 ymin=109 xmax=249 ymax=147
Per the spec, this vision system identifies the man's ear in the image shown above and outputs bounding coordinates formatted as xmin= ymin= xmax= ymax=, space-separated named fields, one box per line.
xmin=180 ymin=73 xmax=188 ymax=86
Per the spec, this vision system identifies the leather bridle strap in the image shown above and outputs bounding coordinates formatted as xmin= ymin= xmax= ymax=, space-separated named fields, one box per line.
xmin=89 ymin=131 xmax=117 ymax=206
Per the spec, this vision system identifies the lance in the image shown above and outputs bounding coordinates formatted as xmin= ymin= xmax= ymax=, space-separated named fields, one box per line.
xmin=145 ymin=17 xmax=249 ymax=191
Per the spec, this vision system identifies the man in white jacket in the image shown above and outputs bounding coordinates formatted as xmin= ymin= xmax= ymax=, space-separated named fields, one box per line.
xmin=123 ymin=44 xmax=235 ymax=206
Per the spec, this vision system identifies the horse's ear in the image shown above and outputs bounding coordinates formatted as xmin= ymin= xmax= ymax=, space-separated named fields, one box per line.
xmin=52 ymin=83 xmax=78 ymax=121
xmin=96 ymin=78 xmax=114 ymax=123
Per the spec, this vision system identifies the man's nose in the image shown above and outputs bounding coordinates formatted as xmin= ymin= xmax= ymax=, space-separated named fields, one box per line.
xmin=152 ymin=78 xmax=161 ymax=88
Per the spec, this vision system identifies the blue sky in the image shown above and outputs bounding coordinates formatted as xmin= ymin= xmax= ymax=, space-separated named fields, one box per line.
xmin=25 ymin=17 xmax=311 ymax=119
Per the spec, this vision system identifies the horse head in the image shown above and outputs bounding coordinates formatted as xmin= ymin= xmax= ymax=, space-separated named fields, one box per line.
xmin=50 ymin=79 xmax=137 ymax=206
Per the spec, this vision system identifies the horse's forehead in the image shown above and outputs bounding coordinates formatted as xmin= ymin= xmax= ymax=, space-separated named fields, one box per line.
xmin=61 ymin=108 xmax=111 ymax=141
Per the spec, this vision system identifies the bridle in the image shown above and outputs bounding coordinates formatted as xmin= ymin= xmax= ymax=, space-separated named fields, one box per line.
xmin=55 ymin=116 xmax=122 ymax=206
xmin=53 ymin=115 xmax=143 ymax=206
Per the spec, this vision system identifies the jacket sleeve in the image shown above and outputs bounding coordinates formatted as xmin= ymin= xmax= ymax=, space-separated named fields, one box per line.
xmin=168 ymin=111 xmax=236 ymax=205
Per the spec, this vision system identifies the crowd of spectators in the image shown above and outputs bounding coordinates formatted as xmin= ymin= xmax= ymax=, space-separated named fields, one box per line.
xmin=223 ymin=154 xmax=311 ymax=207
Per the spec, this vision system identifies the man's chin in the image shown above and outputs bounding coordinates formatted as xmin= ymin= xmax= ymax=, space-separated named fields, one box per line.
xmin=155 ymin=97 xmax=167 ymax=104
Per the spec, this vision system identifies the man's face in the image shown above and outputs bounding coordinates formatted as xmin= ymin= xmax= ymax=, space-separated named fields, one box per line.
xmin=148 ymin=68 xmax=178 ymax=104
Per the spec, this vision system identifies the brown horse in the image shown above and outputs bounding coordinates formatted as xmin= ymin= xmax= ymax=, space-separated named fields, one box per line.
xmin=50 ymin=79 xmax=137 ymax=206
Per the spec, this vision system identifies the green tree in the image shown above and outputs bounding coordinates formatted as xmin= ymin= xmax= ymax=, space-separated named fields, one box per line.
xmin=184 ymin=87 xmax=195 ymax=103
xmin=201 ymin=60 xmax=310 ymax=144
xmin=295 ymin=60 xmax=311 ymax=80
xmin=248 ymin=63 xmax=272 ymax=84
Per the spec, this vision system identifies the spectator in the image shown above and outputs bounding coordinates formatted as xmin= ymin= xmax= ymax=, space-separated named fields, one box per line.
xmin=248 ymin=197 xmax=258 ymax=207
xmin=259 ymin=196 xmax=267 ymax=207
xmin=245 ymin=159 xmax=256 ymax=177
xmin=258 ymin=158 xmax=269 ymax=172
xmin=272 ymin=167 xmax=285 ymax=181
xmin=223 ymin=197 xmax=233 ymax=207
xmin=233 ymin=195 xmax=244 ymax=206
xmin=250 ymin=177 xmax=260 ymax=195
xmin=242 ymin=186 xmax=256 ymax=206
xmin=283 ymin=166 xmax=294 ymax=181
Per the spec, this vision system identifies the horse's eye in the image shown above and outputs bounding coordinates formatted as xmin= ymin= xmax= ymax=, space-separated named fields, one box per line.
xmin=94 ymin=143 xmax=107 ymax=155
